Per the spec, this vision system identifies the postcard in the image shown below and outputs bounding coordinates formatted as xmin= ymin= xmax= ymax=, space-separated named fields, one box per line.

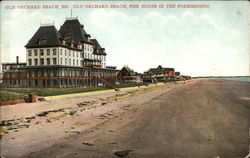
xmin=0 ymin=1 xmax=249 ymax=158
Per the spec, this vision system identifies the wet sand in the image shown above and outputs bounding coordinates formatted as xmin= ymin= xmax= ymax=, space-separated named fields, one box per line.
xmin=1 ymin=79 xmax=250 ymax=158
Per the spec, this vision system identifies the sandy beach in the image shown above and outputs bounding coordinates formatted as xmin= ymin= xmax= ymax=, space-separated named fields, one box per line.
xmin=0 ymin=79 xmax=249 ymax=158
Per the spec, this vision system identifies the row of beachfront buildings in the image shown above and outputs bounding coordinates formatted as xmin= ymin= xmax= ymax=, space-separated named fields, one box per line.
xmin=117 ymin=65 xmax=185 ymax=83
xmin=0 ymin=17 xmax=190 ymax=88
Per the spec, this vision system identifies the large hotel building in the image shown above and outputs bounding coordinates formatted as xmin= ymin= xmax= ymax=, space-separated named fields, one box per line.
xmin=1 ymin=17 xmax=118 ymax=88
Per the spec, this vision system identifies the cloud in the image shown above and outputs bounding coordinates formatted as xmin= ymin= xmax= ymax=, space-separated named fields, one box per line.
xmin=1 ymin=6 xmax=248 ymax=76
xmin=87 ymin=9 xmax=248 ymax=76
xmin=1 ymin=9 xmax=59 ymax=63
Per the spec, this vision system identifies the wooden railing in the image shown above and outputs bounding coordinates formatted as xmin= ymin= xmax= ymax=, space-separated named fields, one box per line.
xmin=94 ymin=76 xmax=119 ymax=91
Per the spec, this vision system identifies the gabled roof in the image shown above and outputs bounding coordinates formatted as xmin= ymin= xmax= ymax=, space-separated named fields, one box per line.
xmin=123 ymin=66 xmax=134 ymax=73
xmin=25 ymin=25 xmax=62 ymax=48
xmin=59 ymin=19 xmax=89 ymax=43
xmin=146 ymin=66 xmax=175 ymax=75
xmin=90 ymin=39 xmax=107 ymax=55
xmin=157 ymin=65 xmax=163 ymax=69
xmin=149 ymin=65 xmax=174 ymax=72
xmin=120 ymin=66 xmax=138 ymax=76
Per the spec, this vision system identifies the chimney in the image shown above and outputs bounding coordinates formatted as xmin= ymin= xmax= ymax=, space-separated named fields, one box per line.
xmin=16 ymin=56 xmax=19 ymax=64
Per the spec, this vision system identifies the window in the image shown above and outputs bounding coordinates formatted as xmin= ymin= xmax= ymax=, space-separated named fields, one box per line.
xmin=29 ymin=72 xmax=32 ymax=77
xmin=60 ymin=58 xmax=63 ymax=65
xmin=35 ymin=80 xmax=38 ymax=86
xmin=76 ymin=60 xmax=78 ymax=66
xmin=77 ymin=52 xmax=79 ymax=58
xmin=65 ymin=50 xmax=67 ymax=56
xmin=73 ymin=51 xmax=75 ymax=57
xmin=28 ymin=50 xmax=32 ymax=56
xmin=81 ymin=53 xmax=83 ymax=58
xmin=73 ymin=59 xmax=75 ymax=66
xmin=28 ymin=59 xmax=32 ymax=65
xmin=53 ymin=49 xmax=56 ymax=55
xmin=39 ymin=39 xmax=46 ymax=44
xmin=40 ymin=49 xmax=44 ymax=56
xmin=34 ymin=70 xmax=38 ymax=77
xmin=65 ymin=59 xmax=67 ymax=65
xmin=53 ymin=58 xmax=57 ymax=65
xmin=34 ymin=49 xmax=38 ymax=56
xmin=47 ymin=58 xmax=50 ymax=65
xmin=34 ymin=59 xmax=38 ymax=65
xmin=47 ymin=70 xmax=51 ymax=77
xmin=47 ymin=49 xmax=50 ymax=55
xmin=60 ymin=49 xmax=62 ymax=55
xmin=69 ymin=51 xmax=71 ymax=56
xmin=53 ymin=79 xmax=57 ymax=86
xmin=69 ymin=59 xmax=71 ymax=65
xmin=40 ymin=59 xmax=44 ymax=65
xmin=78 ymin=45 xmax=82 ymax=49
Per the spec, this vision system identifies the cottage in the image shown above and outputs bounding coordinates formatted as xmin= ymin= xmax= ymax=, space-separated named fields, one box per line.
xmin=117 ymin=66 xmax=141 ymax=83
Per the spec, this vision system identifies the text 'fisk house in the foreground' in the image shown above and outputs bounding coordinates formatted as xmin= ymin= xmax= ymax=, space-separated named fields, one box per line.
xmin=1 ymin=17 xmax=119 ymax=88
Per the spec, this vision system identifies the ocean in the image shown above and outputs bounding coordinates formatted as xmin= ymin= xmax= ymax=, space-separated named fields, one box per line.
xmin=218 ymin=76 xmax=250 ymax=83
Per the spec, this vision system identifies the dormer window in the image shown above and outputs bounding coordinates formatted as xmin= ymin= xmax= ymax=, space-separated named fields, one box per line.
xmin=71 ymin=43 xmax=74 ymax=48
xmin=62 ymin=40 xmax=66 ymax=45
xmin=78 ymin=45 xmax=82 ymax=49
xmin=38 ymin=39 xmax=46 ymax=44
xmin=85 ymin=34 xmax=91 ymax=38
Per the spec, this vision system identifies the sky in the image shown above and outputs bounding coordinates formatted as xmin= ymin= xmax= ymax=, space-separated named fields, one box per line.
xmin=0 ymin=1 xmax=249 ymax=76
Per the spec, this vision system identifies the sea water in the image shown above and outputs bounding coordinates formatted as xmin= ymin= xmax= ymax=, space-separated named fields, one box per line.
xmin=219 ymin=76 xmax=250 ymax=83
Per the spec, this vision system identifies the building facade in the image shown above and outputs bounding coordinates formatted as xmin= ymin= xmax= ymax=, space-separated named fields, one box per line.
xmin=1 ymin=17 xmax=118 ymax=88
xmin=117 ymin=66 xmax=141 ymax=83
xmin=143 ymin=65 xmax=176 ymax=82
xmin=25 ymin=17 xmax=106 ymax=69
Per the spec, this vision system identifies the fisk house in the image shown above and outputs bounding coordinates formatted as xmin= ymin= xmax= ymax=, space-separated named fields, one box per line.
xmin=1 ymin=17 xmax=118 ymax=88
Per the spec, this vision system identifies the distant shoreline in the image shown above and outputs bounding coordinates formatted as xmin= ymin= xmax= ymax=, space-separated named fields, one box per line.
xmin=193 ymin=76 xmax=250 ymax=83
xmin=193 ymin=76 xmax=250 ymax=78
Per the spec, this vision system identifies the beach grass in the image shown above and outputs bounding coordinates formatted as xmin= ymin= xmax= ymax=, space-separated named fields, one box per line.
xmin=1 ymin=82 xmax=149 ymax=97
xmin=116 ymin=82 xmax=149 ymax=88
xmin=1 ymin=87 xmax=109 ymax=97
xmin=0 ymin=91 xmax=25 ymax=101
xmin=1 ymin=82 xmax=150 ymax=98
